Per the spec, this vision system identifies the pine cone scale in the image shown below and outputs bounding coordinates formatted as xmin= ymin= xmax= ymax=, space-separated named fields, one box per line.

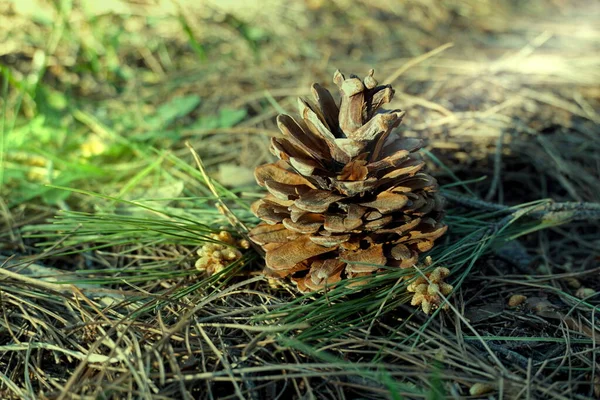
xmin=265 ymin=235 xmax=337 ymax=270
xmin=309 ymin=233 xmax=351 ymax=247
xmin=342 ymin=244 xmax=386 ymax=267
xmin=276 ymin=114 xmax=330 ymax=162
xmin=295 ymin=190 xmax=344 ymax=213
xmin=254 ymin=161 xmax=315 ymax=188
xmin=298 ymin=99 xmax=350 ymax=162
xmin=359 ymin=192 xmax=409 ymax=214
xmin=311 ymin=83 xmax=340 ymax=131
xmin=249 ymin=223 xmax=298 ymax=245
xmin=337 ymin=76 xmax=365 ymax=134
xmin=282 ymin=216 xmax=322 ymax=234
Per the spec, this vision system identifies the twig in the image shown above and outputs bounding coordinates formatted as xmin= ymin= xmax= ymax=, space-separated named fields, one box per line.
xmin=484 ymin=130 xmax=505 ymax=202
xmin=182 ymin=127 xmax=282 ymax=137
xmin=444 ymin=191 xmax=600 ymax=222
xmin=384 ymin=42 xmax=454 ymax=85
xmin=443 ymin=191 xmax=509 ymax=212
xmin=494 ymin=241 xmax=534 ymax=273
xmin=0 ymin=259 xmax=66 ymax=292
xmin=470 ymin=341 xmax=530 ymax=370
xmin=186 ymin=141 xmax=249 ymax=235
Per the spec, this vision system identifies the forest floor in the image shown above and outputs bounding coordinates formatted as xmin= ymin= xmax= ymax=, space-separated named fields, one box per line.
xmin=1 ymin=0 xmax=599 ymax=398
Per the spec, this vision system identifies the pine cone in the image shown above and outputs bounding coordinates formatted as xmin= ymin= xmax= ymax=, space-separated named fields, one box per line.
xmin=195 ymin=231 xmax=250 ymax=276
xmin=407 ymin=266 xmax=453 ymax=314
xmin=249 ymin=69 xmax=447 ymax=292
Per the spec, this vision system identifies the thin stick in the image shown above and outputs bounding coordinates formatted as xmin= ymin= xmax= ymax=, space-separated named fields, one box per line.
xmin=485 ymin=130 xmax=505 ymax=202
xmin=0 ymin=258 xmax=65 ymax=292
xmin=384 ymin=42 xmax=454 ymax=85
xmin=444 ymin=191 xmax=600 ymax=221
xmin=186 ymin=141 xmax=249 ymax=234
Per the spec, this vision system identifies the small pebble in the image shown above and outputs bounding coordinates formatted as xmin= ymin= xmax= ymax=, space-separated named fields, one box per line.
xmin=563 ymin=277 xmax=581 ymax=289
xmin=469 ymin=383 xmax=494 ymax=396
xmin=575 ymin=287 xmax=595 ymax=299
xmin=508 ymin=294 xmax=527 ymax=307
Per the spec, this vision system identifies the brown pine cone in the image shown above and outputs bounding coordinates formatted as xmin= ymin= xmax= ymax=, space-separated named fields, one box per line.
xmin=249 ymin=69 xmax=447 ymax=292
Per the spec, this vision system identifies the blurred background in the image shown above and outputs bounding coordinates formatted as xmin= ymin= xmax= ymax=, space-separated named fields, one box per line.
xmin=2 ymin=0 xmax=599 ymax=206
